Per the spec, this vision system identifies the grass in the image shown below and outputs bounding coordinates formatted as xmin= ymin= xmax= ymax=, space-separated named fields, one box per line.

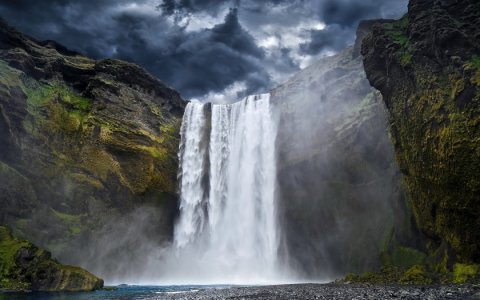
xmin=0 ymin=227 xmax=29 ymax=286
xmin=390 ymin=246 xmax=427 ymax=268
xmin=382 ymin=16 xmax=414 ymax=66
xmin=453 ymin=263 xmax=478 ymax=283
xmin=464 ymin=55 xmax=480 ymax=85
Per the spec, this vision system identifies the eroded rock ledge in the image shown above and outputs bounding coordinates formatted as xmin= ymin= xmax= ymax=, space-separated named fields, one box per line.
xmin=0 ymin=226 xmax=103 ymax=292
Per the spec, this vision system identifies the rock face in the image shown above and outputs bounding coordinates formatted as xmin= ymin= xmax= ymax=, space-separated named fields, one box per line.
xmin=362 ymin=0 xmax=480 ymax=268
xmin=271 ymin=44 xmax=404 ymax=278
xmin=0 ymin=19 xmax=185 ymax=279
xmin=0 ymin=226 xmax=103 ymax=291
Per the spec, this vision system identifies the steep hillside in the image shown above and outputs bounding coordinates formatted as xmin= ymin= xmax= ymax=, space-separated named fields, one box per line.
xmin=0 ymin=226 xmax=103 ymax=292
xmin=362 ymin=0 xmax=480 ymax=282
xmin=271 ymin=29 xmax=404 ymax=278
xmin=0 ymin=20 xmax=185 ymax=279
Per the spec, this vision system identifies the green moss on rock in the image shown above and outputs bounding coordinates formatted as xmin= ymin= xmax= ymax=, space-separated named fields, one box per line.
xmin=0 ymin=226 xmax=103 ymax=292
xmin=389 ymin=246 xmax=426 ymax=268
xmin=399 ymin=265 xmax=432 ymax=284
xmin=362 ymin=0 xmax=480 ymax=270
xmin=453 ymin=263 xmax=479 ymax=283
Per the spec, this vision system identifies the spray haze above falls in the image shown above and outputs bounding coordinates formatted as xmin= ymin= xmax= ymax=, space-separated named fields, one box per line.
xmin=167 ymin=93 xmax=289 ymax=284
xmin=152 ymin=45 xmax=399 ymax=284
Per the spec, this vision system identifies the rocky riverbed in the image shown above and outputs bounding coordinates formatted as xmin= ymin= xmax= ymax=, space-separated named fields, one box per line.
xmin=160 ymin=284 xmax=480 ymax=300
xmin=2 ymin=283 xmax=480 ymax=299
xmin=152 ymin=284 xmax=480 ymax=300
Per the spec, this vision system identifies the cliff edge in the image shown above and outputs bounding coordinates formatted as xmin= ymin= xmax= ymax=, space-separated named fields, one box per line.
xmin=362 ymin=0 xmax=480 ymax=282
xmin=0 ymin=19 xmax=186 ymax=280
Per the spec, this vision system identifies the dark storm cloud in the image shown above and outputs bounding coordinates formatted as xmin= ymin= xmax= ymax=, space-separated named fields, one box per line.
xmin=298 ymin=0 xmax=408 ymax=55
xmin=155 ymin=9 xmax=270 ymax=97
xmin=158 ymin=0 xmax=230 ymax=15
xmin=318 ymin=0 xmax=382 ymax=27
xmin=111 ymin=8 xmax=271 ymax=97
xmin=0 ymin=1 xmax=271 ymax=99
xmin=299 ymin=25 xmax=352 ymax=55
xmin=0 ymin=0 xmax=407 ymax=100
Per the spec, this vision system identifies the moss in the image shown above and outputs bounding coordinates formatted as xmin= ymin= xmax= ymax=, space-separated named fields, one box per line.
xmin=453 ymin=263 xmax=479 ymax=283
xmin=343 ymin=272 xmax=358 ymax=282
xmin=450 ymin=78 xmax=465 ymax=100
xmin=382 ymin=16 xmax=413 ymax=67
xmin=385 ymin=68 xmax=480 ymax=261
xmin=434 ymin=248 xmax=449 ymax=276
xmin=69 ymin=226 xmax=82 ymax=235
xmin=399 ymin=265 xmax=432 ymax=284
xmin=22 ymin=80 xmax=92 ymax=130
xmin=464 ymin=55 xmax=480 ymax=85
xmin=400 ymin=52 xmax=413 ymax=67
xmin=0 ymin=227 xmax=29 ymax=286
xmin=0 ymin=226 xmax=102 ymax=292
xmin=338 ymin=267 xmax=406 ymax=284
xmin=70 ymin=173 xmax=104 ymax=189
xmin=0 ymin=27 xmax=184 ymax=287
xmin=390 ymin=246 xmax=426 ymax=268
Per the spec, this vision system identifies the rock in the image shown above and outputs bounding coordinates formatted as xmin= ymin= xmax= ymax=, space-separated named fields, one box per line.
xmin=0 ymin=19 xmax=185 ymax=279
xmin=0 ymin=226 xmax=103 ymax=292
xmin=362 ymin=0 xmax=480 ymax=266
xmin=353 ymin=19 xmax=396 ymax=59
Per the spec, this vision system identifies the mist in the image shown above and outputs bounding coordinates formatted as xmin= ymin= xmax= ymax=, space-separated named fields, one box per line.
xmin=2 ymin=36 xmax=407 ymax=286
xmin=270 ymin=45 xmax=404 ymax=280
xmin=52 ymin=45 xmax=404 ymax=285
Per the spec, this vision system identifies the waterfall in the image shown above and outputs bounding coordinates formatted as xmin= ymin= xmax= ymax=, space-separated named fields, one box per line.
xmin=172 ymin=93 xmax=281 ymax=283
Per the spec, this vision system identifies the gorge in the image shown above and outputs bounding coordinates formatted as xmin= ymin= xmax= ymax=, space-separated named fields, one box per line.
xmin=0 ymin=0 xmax=479 ymax=295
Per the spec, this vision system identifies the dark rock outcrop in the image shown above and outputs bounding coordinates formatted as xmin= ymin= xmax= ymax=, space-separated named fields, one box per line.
xmin=0 ymin=20 xmax=186 ymax=280
xmin=362 ymin=0 xmax=480 ymax=274
xmin=353 ymin=19 xmax=396 ymax=59
xmin=0 ymin=226 xmax=103 ymax=292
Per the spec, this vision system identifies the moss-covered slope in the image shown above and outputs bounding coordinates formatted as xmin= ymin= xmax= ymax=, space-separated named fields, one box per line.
xmin=0 ymin=20 xmax=185 ymax=279
xmin=362 ymin=0 xmax=480 ymax=277
xmin=0 ymin=226 xmax=103 ymax=292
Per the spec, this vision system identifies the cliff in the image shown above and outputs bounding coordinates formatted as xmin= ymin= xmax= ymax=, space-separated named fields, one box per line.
xmin=0 ymin=19 xmax=185 ymax=281
xmin=362 ymin=0 xmax=480 ymax=282
xmin=271 ymin=42 xmax=404 ymax=278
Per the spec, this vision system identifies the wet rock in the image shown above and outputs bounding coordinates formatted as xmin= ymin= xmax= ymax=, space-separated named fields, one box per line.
xmin=362 ymin=0 xmax=480 ymax=266
xmin=0 ymin=18 xmax=185 ymax=277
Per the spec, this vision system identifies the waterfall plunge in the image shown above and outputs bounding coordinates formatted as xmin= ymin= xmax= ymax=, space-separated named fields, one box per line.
xmin=171 ymin=94 xmax=284 ymax=284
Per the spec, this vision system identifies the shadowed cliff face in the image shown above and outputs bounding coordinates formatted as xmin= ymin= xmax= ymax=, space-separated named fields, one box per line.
xmin=271 ymin=44 xmax=404 ymax=279
xmin=362 ymin=0 xmax=480 ymax=266
xmin=0 ymin=20 xmax=186 ymax=281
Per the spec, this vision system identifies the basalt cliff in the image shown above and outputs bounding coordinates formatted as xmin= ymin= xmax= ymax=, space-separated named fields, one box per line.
xmin=360 ymin=0 xmax=480 ymax=283
xmin=0 ymin=19 xmax=185 ymax=286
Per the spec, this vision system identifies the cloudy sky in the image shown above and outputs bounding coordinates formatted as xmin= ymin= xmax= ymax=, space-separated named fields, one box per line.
xmin=0 ymin=0 xmax=407 ymax=103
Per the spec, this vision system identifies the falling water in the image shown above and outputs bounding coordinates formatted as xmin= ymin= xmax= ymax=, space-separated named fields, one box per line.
xmin=171 ymin=93 xmax=282 ymax=284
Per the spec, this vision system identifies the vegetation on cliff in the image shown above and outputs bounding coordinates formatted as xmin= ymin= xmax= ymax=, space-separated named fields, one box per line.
xmin=361 ymin=0 xmax=480 ymax=283
xmin=0 ymin=19 xmax=185 ymax=279
xmin=0 ymin=226 xmax=103 ymax=291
